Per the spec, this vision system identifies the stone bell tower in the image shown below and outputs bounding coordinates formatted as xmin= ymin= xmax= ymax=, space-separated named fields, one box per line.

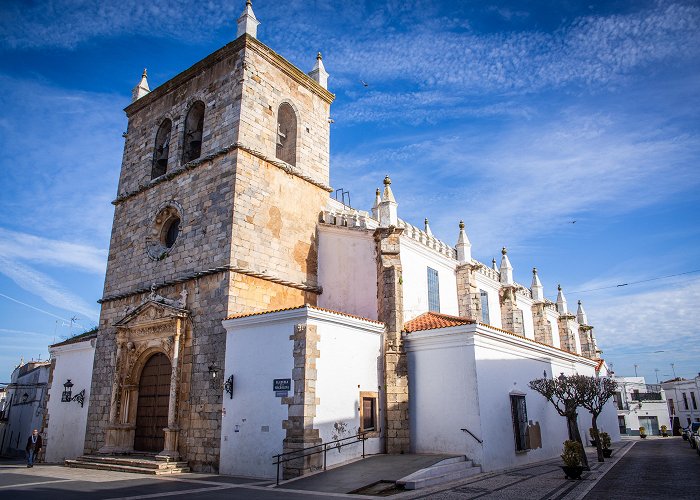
xmin=84 ymin=0 xmax=334 ymax=471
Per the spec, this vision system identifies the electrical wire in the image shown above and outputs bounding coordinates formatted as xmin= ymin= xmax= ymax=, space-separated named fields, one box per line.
xmin=568 ymin=269 xmax=700 ymax=294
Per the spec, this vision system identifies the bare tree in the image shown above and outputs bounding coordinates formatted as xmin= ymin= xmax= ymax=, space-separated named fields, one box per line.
xmin=529 ymin=373 xmax=590 ymax=470
xmin=580 ymin=376 xmax=618 ymax=463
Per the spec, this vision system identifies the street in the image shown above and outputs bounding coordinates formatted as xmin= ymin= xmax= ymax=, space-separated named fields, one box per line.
xmin=1 ymin=438 xmax=698 ymax=499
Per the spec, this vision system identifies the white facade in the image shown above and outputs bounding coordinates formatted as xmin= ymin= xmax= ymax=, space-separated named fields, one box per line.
xmin=220 ymin=306 xmax=384 ymax=478
xmin=407 ymin=322 xmax=619 ymax=472
xmin=44 ymin=335 xmax=96 ymax=462
xmin=662 ymin=376 xmax=700 ymax=431
xmin=614 ymin=376 xmax=670 ymax=436
xmin=0 ymin=361 xmax=50 ymax=457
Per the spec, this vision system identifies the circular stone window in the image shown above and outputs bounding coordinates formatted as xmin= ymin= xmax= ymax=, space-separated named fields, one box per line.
xmin=147 ymin=204 xmax=183 ymax=260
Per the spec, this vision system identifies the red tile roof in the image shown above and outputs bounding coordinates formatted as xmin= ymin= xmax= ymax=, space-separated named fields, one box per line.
xmin=403 ymin=312 xmax=476 ymax=333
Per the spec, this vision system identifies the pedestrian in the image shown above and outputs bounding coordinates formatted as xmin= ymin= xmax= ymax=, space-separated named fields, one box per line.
xmin=25 ymin=429 xmax=42 ymax=468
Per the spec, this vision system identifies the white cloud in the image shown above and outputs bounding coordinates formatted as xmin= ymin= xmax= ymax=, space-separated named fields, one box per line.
xmin=0 ymin=228 xmax=107 ymax=275
xmin=0 ymin=255 xmax=100 ymax=321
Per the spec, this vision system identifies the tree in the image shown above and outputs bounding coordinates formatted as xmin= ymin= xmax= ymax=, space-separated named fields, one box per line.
xmin=580 ymin=376 xmax=618 ymax=463
xmin=529 ymin=373 xmax=590 ymax=470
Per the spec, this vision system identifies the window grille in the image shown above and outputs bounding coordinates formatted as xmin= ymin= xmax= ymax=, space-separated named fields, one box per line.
xmin=427 ymin=267 xmax=440 ymax=312
xmin=510 ymin=395 xmax=529 ymax=451
xmin=480 ymin=289 xmax=490 ymax=324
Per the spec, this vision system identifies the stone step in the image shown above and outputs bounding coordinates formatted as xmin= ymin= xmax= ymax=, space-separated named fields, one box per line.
xmin=72 ymin=455 xmax=188 ymax=469
xmin=65 ymin=459 xmax=190 ymax=475
xmin=397 ymin=456 xmax=482 ymax=490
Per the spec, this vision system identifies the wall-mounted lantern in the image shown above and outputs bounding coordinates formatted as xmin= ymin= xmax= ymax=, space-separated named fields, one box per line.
xmin=224 ymin=374 xmax=234 ymax=399
xmin=208 ymin=365 xmax=220 ymax=380
xmin=61 ymin=379 xmax=85 ymax=408
xmin=61 ymin=380 xmax=74 ymax=402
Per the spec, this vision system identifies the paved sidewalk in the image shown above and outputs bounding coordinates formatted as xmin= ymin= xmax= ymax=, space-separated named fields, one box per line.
xmin=397 ymin=441 xmax=636 ymax=500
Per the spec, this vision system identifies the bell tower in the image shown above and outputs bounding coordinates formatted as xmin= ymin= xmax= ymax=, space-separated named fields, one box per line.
xmin=85 ymin=0 xmax=334 ymax=471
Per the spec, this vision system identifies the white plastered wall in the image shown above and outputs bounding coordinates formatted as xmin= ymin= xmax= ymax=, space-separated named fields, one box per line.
xmin=312 ymin=310 xmax=384 ymax=467
xmin=317 ymin=225 xmax=378 ymax=320
xmin=400 ymin=237 xmax=458 ymax=321
xmin=45 ymin=339 xmax=95 ymax=462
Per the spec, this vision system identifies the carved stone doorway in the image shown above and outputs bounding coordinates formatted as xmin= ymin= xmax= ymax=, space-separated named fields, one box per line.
xmin=134 ymin=353 xmax=171 ymax=452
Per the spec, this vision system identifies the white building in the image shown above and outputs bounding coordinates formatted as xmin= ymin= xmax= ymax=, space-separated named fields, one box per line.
xmin=0 ymin=360 xmax=50 ymax=457
xmin=218 ymin=185 xmax=620 ymax=478
xmin=44 ymin=331 xmax=97 ymax=463
xmin=613 ymin=377 xmax=670 ymax=437
xmin=662 ymin=375 xmax=700 ymax=433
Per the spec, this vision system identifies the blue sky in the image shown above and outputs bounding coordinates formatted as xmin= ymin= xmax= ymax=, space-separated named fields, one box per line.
xmin=0 ymin=0 xmax=698 ymax=383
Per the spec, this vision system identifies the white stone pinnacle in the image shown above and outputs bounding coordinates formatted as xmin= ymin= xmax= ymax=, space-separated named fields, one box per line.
xmin=500 ymin=247 xmax=513 ymax=285
xmin=456 ymin=220 xmax=472 ymax=264
xmin=308 ymin=52 xmax=329 ymax=89
xmin=556 ymin=284 xmax=568 ymax=315
xmin=371 ymin=188 xmax=381 ymax=220
xmin=131 ymin=68 xmax=150 ymax=102
xmin=378 ymin=175 xmax=398 ymax=227
xmin=424 ymin=218 xmax=433 ymax=237
xmin=236 ymin=0 xmax=260 ymax=39
xmin=577 ymin=300 xmax=588 ymax=325
xmin=531 ymin=267 xmax=544 ymax=301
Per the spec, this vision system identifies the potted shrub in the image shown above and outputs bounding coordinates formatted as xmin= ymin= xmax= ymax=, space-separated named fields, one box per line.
xmin=661 ymin=425 xmax=668 ymax=437
xmin=600 ymin=432 xmax=612 ymax=458
xmin=639 ymin=426 xmax=647 ymax=439
xmin=589 ymin=427 xmax=598 ymax=447
xmin=561 ymin=440 xmax=585 ymax=480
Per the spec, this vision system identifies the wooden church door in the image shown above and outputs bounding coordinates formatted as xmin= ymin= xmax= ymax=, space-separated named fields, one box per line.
xmin=134 ymin=353 xmax=171 ymax=452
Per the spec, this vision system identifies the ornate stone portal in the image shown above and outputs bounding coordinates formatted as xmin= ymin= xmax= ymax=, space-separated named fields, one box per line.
xmin=99 ymin=288 xmax=189 ymax=459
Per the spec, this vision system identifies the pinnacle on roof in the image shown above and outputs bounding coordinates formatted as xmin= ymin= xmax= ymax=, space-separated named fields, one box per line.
xmin=500 ymin=246 xmax=513 ymax=285
xmin=456 ymin=220 xmax=472 ymax=263
xmin=424 ymin=218 xmax=433 ymax=237
xmin=131 ymin=68 xmax=150 ymax=102
xmin=371 ymin=188 xmax=381 ymax=219
xmin=308 ymin=51 xmax=329 ymax=89
xmin=531 ymin=267 xmax=544 ymax=301
xmin=556 ymin=284 xmax=569 ymax=315
xmin=378 ymin=175 xmax=398 ymax=226
xmin=577 ymin=300 xmax=588 ymax=325
xmin=492 ymin=257 xmax=498 ymax=271
xmin=236 ymin=0 xmax=260 ymax=39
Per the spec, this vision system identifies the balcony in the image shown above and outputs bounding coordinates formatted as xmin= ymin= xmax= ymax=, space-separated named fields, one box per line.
xmin=631 ymin=392 xmax=663 ymax=402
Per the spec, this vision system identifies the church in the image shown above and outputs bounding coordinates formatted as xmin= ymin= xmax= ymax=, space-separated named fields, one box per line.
xmin=40 ymin=0 xmax=619 ymax=481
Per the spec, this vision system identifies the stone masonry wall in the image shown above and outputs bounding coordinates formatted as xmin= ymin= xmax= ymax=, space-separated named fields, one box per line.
xmin=282 ymin=323 xmax=322 ymax=479
xmin=499 ymin=286 xmax=525 ymax=336
xmin=557 ymin=315 xmax=578 ymax=353
xmin=531 ymin=303 xmax=553 ymax=345
xmin=456 ymin=264 xmax=482 ymax=320
xmin=375 ymin=227 xmax=409 ymax=454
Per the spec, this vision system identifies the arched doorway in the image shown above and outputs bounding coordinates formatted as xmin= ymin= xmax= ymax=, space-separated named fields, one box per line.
xmin=134 ymin=353 xmax=171 ymax=452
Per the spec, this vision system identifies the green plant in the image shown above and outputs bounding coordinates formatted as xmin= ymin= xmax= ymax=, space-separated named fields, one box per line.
xmin=561 ymin=440 xmax=584 ymax=467
xmin=661 ymin=425 xmax=668 ymax=436
xmin=600 ymin=432 xmax=611 ymax=449
xmin=639 ymin=426 xmax=646 ymax=435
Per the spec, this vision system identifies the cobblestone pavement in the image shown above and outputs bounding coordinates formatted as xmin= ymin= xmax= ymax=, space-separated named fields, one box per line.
xmin=400 ymin=441 xmax=637 ymax=500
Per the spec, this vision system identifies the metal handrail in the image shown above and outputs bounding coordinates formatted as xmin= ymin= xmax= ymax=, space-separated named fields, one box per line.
xmin=460 ymin=427 xmax=483 ymax=444
xmin=272 ymin=431 xmax=369 ymax=485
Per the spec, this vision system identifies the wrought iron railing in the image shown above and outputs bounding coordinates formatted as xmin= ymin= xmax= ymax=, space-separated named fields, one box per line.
xmin=272 ymin=431 xmax=369 ymax=485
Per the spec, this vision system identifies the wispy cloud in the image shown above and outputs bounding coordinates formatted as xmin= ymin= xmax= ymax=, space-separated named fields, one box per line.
xmin=0 ymin=228 xmax=106 ymax=275
xmin=0 ymin=256 xmax=99 ymax=321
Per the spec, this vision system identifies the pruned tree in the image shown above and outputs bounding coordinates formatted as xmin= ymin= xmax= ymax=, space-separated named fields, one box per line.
xmin=529 ymin=373 xmax=590 ymax=470
xmin=580 ymin=376 xmax=618 ymax=463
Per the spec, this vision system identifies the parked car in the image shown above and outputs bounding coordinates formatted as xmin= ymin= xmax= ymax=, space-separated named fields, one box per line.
xmin=688 ymin=423 xmax=700 ymax=449
xmin=694 ymin=433 xmax=700 ymax=455
xmin=682 ymin=427 xmax=690 ymax=441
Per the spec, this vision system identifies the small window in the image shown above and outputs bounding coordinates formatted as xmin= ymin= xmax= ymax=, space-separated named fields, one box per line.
xmin=182 ymin=101 xmax=205 ymax=163
xmin=618 ymin=416 xmax=626 ymax=434
xmin=163 ymin=217 xmax=180 ymax=248
xmin=276 ymin=102 xmax=297 ymax=166
xmin=427 ymin=267 xmax=440 ymax=312
xmin=510 ymin=395 xmax=529 ymax=451
xmin=152 ymin=119 xmax=172 ymax=179
xmin=692 ymin=393 xmax=697 ymax=410
xmin=683 ymin=393 xmax=689 ymax=410
xmin=668 ymin=399 xmax=675 ymax=416
xmin=479 ymin=289 xmax=490 ymax=324
xmin=359 ymin=391 xmax=378 ymax=434
xmin=614 ymin=392 xmax=624 ymax=410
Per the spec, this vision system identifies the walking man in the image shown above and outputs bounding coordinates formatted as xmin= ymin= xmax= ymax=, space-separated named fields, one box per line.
xmin=25 ymin=429 xmax=42 ymax=467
